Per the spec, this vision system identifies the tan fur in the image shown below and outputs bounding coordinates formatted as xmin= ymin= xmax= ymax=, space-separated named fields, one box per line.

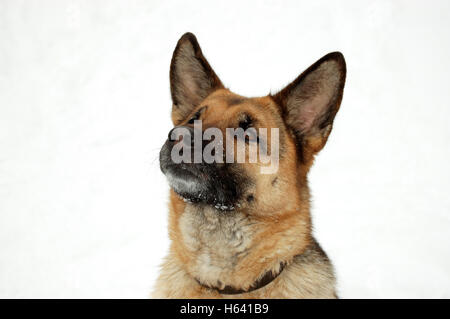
xmin=154 ymin=33 xmax=345 ymax=298
xmin=153 ymin=90 xmax=338 ymax=298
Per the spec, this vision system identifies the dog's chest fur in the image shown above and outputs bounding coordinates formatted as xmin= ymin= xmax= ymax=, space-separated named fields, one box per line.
xmin=154 ymin=203 xmax=338 ymax=298
xmin=179 ymin=205 xmax=256 ymax=284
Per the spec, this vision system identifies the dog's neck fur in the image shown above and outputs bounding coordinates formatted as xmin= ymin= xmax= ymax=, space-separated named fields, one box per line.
xmin=169 ymin=190 xmax=312 ymax=290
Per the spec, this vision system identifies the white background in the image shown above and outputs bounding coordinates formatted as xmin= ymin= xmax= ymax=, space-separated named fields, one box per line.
xmin=1 ymin=0 xmax=450 ymax=298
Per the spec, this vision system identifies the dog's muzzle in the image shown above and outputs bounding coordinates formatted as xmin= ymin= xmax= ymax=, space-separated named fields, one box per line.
xmin=159 ymin=126 xmax=242 ymax=211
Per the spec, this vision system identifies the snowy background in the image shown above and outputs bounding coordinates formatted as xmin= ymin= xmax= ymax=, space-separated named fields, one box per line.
xmin=1 ymin=0 xmax=450 ymax=298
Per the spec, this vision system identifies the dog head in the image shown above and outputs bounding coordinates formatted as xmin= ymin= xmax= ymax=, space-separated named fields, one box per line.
xmin=159 ymin=33 xmax=346 ymax=214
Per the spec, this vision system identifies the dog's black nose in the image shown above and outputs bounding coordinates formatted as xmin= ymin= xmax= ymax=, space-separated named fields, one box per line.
xmin=168 ymin=126 xmax=196 ymax=147
xmin=168 ymin=127 xmax=177 ymax=142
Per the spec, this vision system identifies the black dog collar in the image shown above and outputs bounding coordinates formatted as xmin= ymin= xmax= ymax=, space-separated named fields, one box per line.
xmin=196 ymin=261 xmax=288 ymax=295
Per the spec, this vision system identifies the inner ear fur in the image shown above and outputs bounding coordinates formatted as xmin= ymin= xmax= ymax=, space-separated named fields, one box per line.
xmin=170 ymin=32 xmax=224 ymax=125
xmin=272 ymin=52 xmax=346 ymax=156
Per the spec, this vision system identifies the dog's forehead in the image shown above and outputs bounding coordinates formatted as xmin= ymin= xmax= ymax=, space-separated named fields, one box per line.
xmin=202 ymin=89 xmax=279 ymax=119
xmin=203 ymin=89 xmax=248 ymax=107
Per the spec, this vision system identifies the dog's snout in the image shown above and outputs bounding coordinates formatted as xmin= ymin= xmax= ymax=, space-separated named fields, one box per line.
xmin=168 ymin=127 xmax=178 ymax=142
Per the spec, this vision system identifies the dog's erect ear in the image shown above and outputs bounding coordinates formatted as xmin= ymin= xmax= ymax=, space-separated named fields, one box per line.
xmin=170 ymin=32 xmax=224 ymax=125
xmin=272 ymin=52 xmax=346 ymax=156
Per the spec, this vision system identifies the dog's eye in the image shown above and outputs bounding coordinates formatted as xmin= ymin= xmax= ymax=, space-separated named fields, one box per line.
xmin=238 ymin=115 xmax=252 ymax=130
xmin=187 ymin=106 xmax=207 ymax=124
xmin=238 ymin=115 xmax=259 ymax=143
xmin=188 ymin=111 xmax=201 ymax=124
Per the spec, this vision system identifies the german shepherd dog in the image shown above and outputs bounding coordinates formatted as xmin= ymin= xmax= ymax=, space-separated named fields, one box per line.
xmin=153 ymin=33 xmax=346 ymax=298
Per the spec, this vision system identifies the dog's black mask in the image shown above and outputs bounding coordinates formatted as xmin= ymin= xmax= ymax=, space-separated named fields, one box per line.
xmin=159 ymin=126 xmax=246 ymax=211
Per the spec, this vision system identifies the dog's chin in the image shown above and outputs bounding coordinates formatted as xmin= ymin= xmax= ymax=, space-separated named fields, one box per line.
xmin=163 ymin=166 xmax=237 ymax=211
